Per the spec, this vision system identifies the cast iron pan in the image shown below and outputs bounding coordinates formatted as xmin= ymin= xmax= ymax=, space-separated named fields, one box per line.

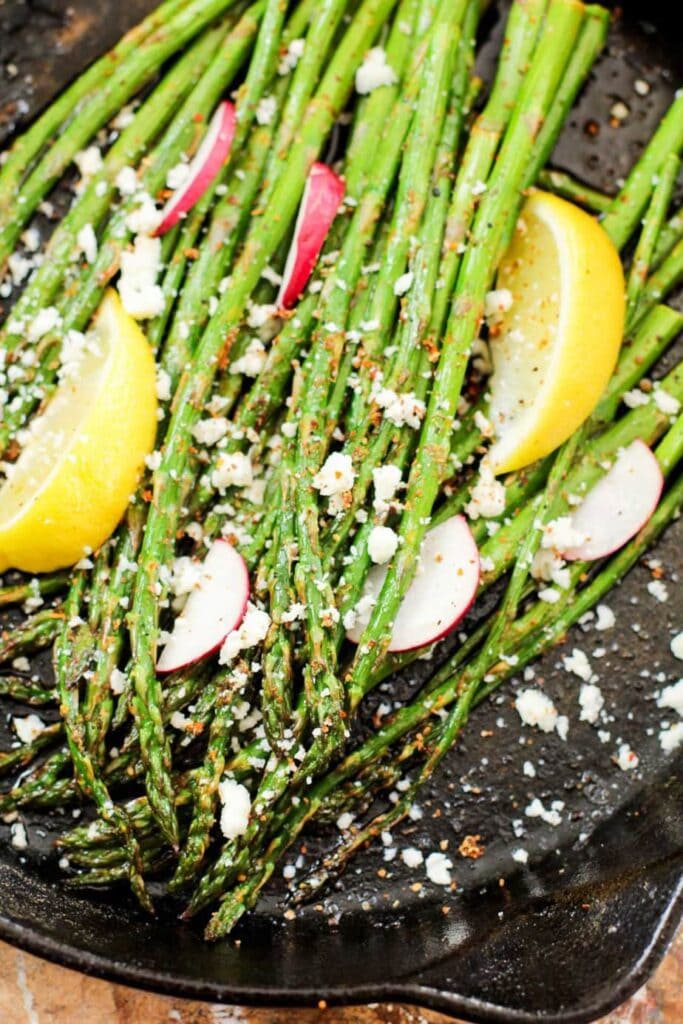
xmin=0 ymin=2 xmax=681 ymax=1020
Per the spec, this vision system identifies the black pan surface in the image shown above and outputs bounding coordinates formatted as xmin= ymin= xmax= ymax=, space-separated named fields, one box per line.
xmin=0 ymin=2 xmax=681 ymax=1021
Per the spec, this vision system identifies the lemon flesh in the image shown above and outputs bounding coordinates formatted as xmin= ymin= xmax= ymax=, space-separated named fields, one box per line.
xmin=0 ymin=290 xmax=157 ymax=573
xmin=488 ymin=191 xmax=625 ymax=474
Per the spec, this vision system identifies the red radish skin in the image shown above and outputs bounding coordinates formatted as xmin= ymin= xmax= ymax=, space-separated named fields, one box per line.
xmin=155 ymin=101 xmax=236 ymax=237
xmin=346 ymin=515 xmax=480 ymax=653
xmin=277 ymin=163 xmax=345 ymax=309
xmin=562 ymin=440 xmax=664 ymax=562
xmin=157 ymin=539 xmax=249 ymax=673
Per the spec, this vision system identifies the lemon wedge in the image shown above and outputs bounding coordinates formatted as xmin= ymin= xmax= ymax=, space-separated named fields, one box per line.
xmin=487 ymin=191 xmax=625 ymax=474
xmin=0 ymin=290 xmax=157 ymax=573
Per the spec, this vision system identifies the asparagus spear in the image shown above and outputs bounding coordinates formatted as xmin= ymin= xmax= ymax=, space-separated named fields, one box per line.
xmin=0 ymin=0 xmax=252 ymax=270
xmin=0 ymin=0 xmax=190 ymax=217
xmin=128 ymin=0 xmax=399 ymax=844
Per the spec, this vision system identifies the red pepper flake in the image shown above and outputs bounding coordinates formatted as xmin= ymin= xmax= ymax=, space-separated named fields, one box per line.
xmin=192 ymin=112 xmax=204 ymax=123
xmin=458 ymin=834 xmax=486 ymax=859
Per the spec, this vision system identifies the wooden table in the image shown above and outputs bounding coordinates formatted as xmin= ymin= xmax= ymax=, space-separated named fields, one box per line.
xmin=0 ymin=930 xmax=680 ymax=1024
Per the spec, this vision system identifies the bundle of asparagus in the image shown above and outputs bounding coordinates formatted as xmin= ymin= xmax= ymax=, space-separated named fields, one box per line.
xmin=0 ymin=0 xmax=682 ymax=941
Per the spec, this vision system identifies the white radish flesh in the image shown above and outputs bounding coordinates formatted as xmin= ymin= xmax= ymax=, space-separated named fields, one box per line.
xmin=562 ymin=440 xmax=663 ymax=561
xmin=157 ymin=539 xmax=249 ymax=673
xmin=346 ymin=515 xmax=480 ymax=653
xmin=155 ymin=101 xmax=236 ymax=237
xmin=277 ymin=162 xmax=345 ymax=309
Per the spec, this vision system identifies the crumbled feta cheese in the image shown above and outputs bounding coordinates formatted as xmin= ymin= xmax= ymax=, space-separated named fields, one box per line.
xmin=27 ymin=306 xmax=61 ymax=343
xmin=125 ymin=192 xmax=161 ymax=236
xmin=118 ymin=235 xmax=164 ymax=320
xmin=336 ymin=811 xmax=355 ymax=831
xmin=647 ymin=579 xmax=668 ymax=603
xmin=77 ymin=223 xmax=98 ymax=264
xmin=374 ymin=387 xmax=426 ymax=429
xmin=7 ymin=252 xmax=33 ymax=286
xmin=653 ymin=384 xmax=681 ymax=418
xmin=355 ymin=47 xmax=398 ymax=95
xmin=10 ymin=822 xmax=28 ymax=850
xmin=281 ymin=602 xmax=306 ymax=625
xmin=401 ymin=846 xmax=424 ymax=868
xmin=115 ymin=166 xmax=138 ymax=196
xmin=473 ymin=409 xmax=494 ymax=438
xmin=653 ymin=388 xmax=681 ymax=415
xmin=523 ymin=760 xmax=536 ymax=778
xmin=372 ymin=464 xmax=402 ymax=513
xmin=623 ymin=387 xmax=650 ymax=409
xmin=170 ymin=711 xmax=188 ymax=731
xmin=538 ymin=586 xmax=561 ymax=604
xmin=511 ymin=848 xmax=528 ymax=864
xmin=211 ymin=452 xmax=254 ymax=492
xmin=484 ymin=288 xmax=513 ymax=320
xmin=74 ymin=146 xmax=103 ymax=181
xmin=110 ymin=668 xmax=127 ymax=696
xmin=393 ymin=271 xmax=413 ymax=296
xmin=542 ymin=516 xmax=587 ymax=553
xmin=256 ymin=95 xmax=277 ymax=125
xmin=58 ymin=329 xmax=87 ymax=380
xmin=531 ymin=548 xmax=570 ymax=588
xmin=579 ymin=683 xmax=604 ymax=724
xmin=219 ymin=603 xmax=271 ymax=663
xmin=218 ymin=777 xmax=252 ymax=838
xmin=368 ymin=525 xmax=399 ymax=564
xmin=12 ymin=714 xmax=46 ymax=745
xmin=595 ymin=604 xmax=615 ymax=631
xmin=193 ymin=417 xmax=229 ymax=447
xmin=21 ymin=227 xmax=41 ymax=252
xmin=562 ymin=648 xmax=593 ymax=682
xmin=166 ymin=161 xmax=190 ymax=190
xmin=615 ymin=743 xmax=639 ymax=771
xmin=342 ymin=593 xmax=376 ymax=633
xmin=155 ymin=367 xmax=172 ymax=402
xmin=515 ymin=689 xmax=558 ymax=733
xmin=671 ymin=632 xmax=683 ymax=660
xmin=425 ymin=851 xmax=453 ymax=886
xmin=471 ymin=180 xmax=487 ymax=196
xmin=278 ymin=38 xmax=305 ymax=75
xmin=230 ymin=337 xmax=266 ymax=377
xmin=465 ymin=459 xmax=506 ymax=520
xmin=169 ymin=556 xmax=203 ymax=598
xmin=312 ymin=452 xmax=355 ymax=496
xmin=246 ymin=302 xmax=277 ymax=328
xmin=657 ymin=680 xmax=683 ymax=716
xmin=659 ymin=722 xmax=683 ymax=753
xmin=525 ymin=798 xmax=563 ymax=827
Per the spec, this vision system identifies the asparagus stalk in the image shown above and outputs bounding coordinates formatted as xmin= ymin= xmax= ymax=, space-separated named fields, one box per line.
xmin=0 ymin=0 xmax=191 ymax=215
xmin=626 ymin=153 xmax=680 ymax=313
xmin=346 ymin=0 xmax=585 ymax=709
xmin=0 ymin=0 xmax=252 ymax=270
xmin=537 ymin=168 xmax=612 ymax=212
xmin=0 ymin=722 xmax=63 ymax=777
xmin=600 ymin=91 xmax=683 ymax=251
xmin=128 ymin=0 xmax=399 ymax=844
xmin=0 ymin=675 xmax=55 ymax=705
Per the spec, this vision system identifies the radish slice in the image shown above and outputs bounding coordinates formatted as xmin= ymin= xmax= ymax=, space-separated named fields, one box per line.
xmin=346 ymin=515 xmax=480 ymax=653
xmin=277 ymin=163 xmax=345 ymax=309
xmin=157 ymin=539 xmax=249 ymax=673
xmin=155 ymin=101 xmax=236 ymax=237
xmin=562 ymin=440 xmax=663 ymax=562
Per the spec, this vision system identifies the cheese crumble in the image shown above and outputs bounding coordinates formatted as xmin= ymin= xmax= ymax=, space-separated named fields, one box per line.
xmin=355 ymin=47 xmax=398 ymax=95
